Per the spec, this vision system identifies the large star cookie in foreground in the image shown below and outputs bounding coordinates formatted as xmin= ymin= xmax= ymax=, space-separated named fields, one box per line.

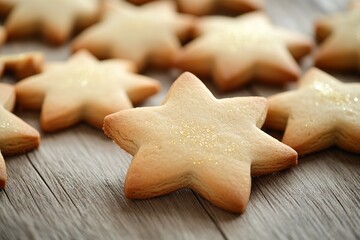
xmin=0 ymin=83 xmax=40 ymax=188
xmin=0 ymin=52 xmax=43 ymax=79
xmin=0 ymin=0 xmax=102 ymax=44
xmin=175 ymin=12 xmax=312 ymax=91
xmin=315 ymin=2 xmax=360 ymax=72
xmin=265 ymin=68 xmax=360 ymax=155
xmin=129 ymin=0 xmax=263 ymax=15
xmin=72 ymin=1 xmax=193 ymax=70
xmin=15 ymin=50 xmax=161 ymax=132
xmin=103 ymin=72 xmax=297 ymax=213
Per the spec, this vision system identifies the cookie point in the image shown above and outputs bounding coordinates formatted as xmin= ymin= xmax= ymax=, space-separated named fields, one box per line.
xmin=124 ymin=177 xmax=140 ymax=199
xmin=0 ymin=156 xmax=6 ymax=190
xmin=307 ymin=67 xmax=323 ymax=75
xmin=71 ymin=49 xmax=97 ymax=60
xmin=0 ymin=179 xmax=6 ymax=189
xmin=73 ymin=49 xmax=92 ymax=56
xmin=290 ymin=65 xmax=301 ymax=80
xmin=102 ymin=112 xmax=121 ymax=138
xmin=102 ymin=114 xmax=112 ymax=131
xmin=70 ymin=39 xmax=83 ymax=54
xmin=225 ymin=199 xmax=247 ymax=214
xmin=102 ymin=120 xmax=111 ymax=139
xmin=152 ymin=80 xmax=162 ymax=92
xmin=29 ymin=129 xmax=41 ymax=149
xmin=287 ymin=146 xmax=299 ymax=167
xmin=178 ymin=71 xmax=197 ymax=80
xmin=305 ymin=67 xmax=329 ymax=80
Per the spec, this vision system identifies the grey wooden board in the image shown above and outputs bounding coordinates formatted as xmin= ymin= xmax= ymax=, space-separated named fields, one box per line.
xmin=0 ymin=0 xmax=359 ymax=239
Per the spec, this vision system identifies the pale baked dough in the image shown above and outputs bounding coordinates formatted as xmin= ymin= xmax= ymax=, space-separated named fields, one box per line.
xmin=15 ymin=50 xmax=161 ymax=132
xmin=315 ymin=2 xmax=360 ymax=72
xmin=128 ymin=0 xmax=263 ymax=15
xmin=265 ymin=68 xmax=360 ymax=155
xmin=0 ymin=0 xmax=102 ymax=44
xmin=0 ymin=52 xmax=43 ymax=79
xmin=72 ymin=1 xmax=193 ymax=70
xmin=175 ymin=12 xmax=313 ymax=91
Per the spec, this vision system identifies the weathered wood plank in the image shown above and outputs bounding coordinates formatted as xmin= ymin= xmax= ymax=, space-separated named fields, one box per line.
xmin=198 ymin=149 xmax=360 ymax=239
xmin=0 ymin=190 xmax=37 ymax=240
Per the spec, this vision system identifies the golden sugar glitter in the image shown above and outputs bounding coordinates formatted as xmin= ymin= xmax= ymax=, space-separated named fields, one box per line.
xmin=0 ymin=120 xmax=11 ymax=129
xmin=167 ymin=120 xmax=245 ymax=165
xmin=0 ymin=113 xmax=18 ymax=133
xmin=170 ymin=121 xmax=219 ymax=147
xmin=311 ymin=80 xmax=357 ymax=105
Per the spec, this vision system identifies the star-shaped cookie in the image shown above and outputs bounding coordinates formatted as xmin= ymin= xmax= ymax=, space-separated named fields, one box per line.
xmin=72 ymin=1 xmax=193 ymax=70
xmin=15 ymin=50 xmax=161 ymax=132
xmin=0 ymin=83 xmax=40 ymax=188
xmin=103 ymin=72 xmax=297 ymax=213
xmin=315 ymin=2 xmax=360 ymax=71
xmin=0 ymin=52 xmax=43 ymax=79
xmin=128 ymin=0 xmax=263 ymax=16
xmin=0 ymin=0 xmax=102 ymax=44
xmin=175 ymin=12 xmax=313 ymax=91
xmin=265 ymin=68 xmax=360 ymax=155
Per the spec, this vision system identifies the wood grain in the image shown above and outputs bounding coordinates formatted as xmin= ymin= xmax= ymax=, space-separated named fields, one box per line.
xmin=1 ymin=0 xmax=359 ymax=239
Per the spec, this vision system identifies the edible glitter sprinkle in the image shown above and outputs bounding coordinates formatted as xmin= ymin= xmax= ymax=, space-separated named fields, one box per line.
xmin=0 ymin=110 xmax=18 ymax=133
xmin=0 ymin=121 xmax=10 ymax=129
xmin=170 ymin=121 xmax=219 ymax=148
xmin=168 ymin=120 xmax=245 ymax=165
xmin=312 ymin=80 xmax=355 ymax=105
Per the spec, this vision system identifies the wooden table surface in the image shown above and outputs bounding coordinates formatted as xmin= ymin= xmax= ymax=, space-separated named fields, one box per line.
xmin=1 ymin=0 xmax=359 ymax=239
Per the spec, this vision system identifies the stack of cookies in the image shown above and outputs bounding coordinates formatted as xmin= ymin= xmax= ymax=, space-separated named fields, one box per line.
xmin=0 ymin=0 xmax=359 ymax=214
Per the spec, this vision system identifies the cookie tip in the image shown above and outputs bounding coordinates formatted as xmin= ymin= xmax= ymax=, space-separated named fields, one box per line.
xmin=288 ymin=147 xmax=299 ymax=167
xmin=102 ymin=113 xmax=117 ymax=139
xmin=313 ymin=52 xmax=332 ymax=71
xmin=178 ymin=71 xmax=196 ymax=80
xmin=0 ymin=179 xmax=6 ymax=189
xmin=0 ymin=156 xmax=6 ymax=190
